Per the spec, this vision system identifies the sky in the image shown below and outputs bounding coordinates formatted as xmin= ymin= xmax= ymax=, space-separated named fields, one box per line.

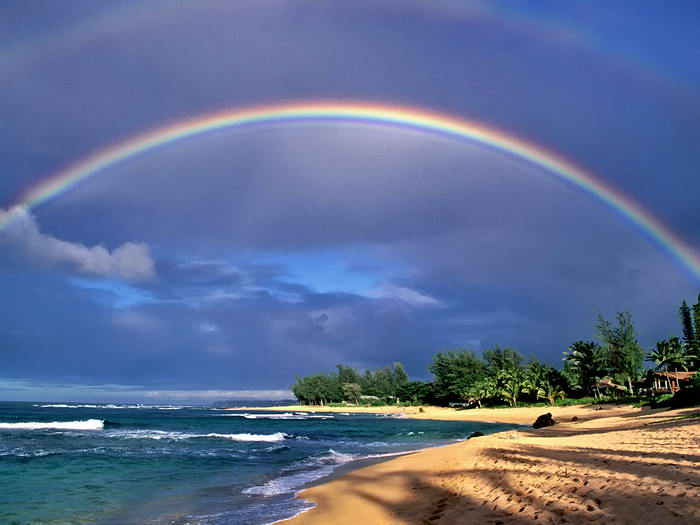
xmin=1 ymin=1 xmax=699 ymax=403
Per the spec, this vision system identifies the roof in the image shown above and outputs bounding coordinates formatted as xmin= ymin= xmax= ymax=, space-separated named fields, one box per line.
xmin=597 ymin=379 xmax=627 ymax=391
xmin=653 ymin=371 xmax=697 ymax=380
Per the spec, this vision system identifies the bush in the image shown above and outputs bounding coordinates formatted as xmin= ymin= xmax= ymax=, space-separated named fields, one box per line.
xmin=555 ymin=397 xmax=598 ymax=406
xmin=644 ymin=393 xmax=674 ymax=408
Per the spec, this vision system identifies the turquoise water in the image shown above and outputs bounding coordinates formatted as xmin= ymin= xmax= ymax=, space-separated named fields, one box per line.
xmin=0 ymin=402 xmax=518 ymax=524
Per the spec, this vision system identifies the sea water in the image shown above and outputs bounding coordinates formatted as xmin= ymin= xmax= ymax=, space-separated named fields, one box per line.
xmin=0 ymin=401 xmax=518 ymax=524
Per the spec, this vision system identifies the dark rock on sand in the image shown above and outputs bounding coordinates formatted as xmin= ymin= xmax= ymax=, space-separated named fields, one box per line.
xmin=468 ymin=431 xmax=485 ymax=439
xmin=532 ymin=413 xmax=556 ymax=429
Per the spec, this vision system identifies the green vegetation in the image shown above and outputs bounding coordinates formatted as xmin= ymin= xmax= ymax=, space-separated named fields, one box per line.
xmin=562 ymin=341 xmax=606 ymax=395
xmin=291 ymin=363 xmax=408 ymax=405
xmin=595 ymin=312 xmax=644 ymax=392
xmin=291 ymin=295 xmax=700 ymax=409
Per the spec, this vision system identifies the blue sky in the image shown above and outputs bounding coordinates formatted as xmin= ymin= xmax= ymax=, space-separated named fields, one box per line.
xmin=1 ymin=1 xmax=699 ymax=403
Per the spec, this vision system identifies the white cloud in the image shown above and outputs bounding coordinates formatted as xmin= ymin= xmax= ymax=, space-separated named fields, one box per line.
xmin=1 ymin=206 xmax=155 ymax=281
xmin=366 ymin=282 xmax=442 ymax=307
xmin=112 ymin=311 xmax=163 ymax=332
xmin=144 ymin=389 xmax=293 ymax=400
xmin=0 ymin=379 xmax=292 ymax=403
xmin=198 ymin=321 xmax=220 ymax=334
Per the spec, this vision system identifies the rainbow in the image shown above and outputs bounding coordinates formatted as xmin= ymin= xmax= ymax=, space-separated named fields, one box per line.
xmin=4 ymin=101 xmax=699 ymax=281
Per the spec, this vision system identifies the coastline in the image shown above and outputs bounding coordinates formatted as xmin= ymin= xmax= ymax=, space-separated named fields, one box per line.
xmin=266 ymin=404 xmax=700 ymax=524
xmin=230 ymin=403 xmax=624 ymax=425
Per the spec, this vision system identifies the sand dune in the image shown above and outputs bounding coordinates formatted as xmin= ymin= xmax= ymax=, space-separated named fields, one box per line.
xmin=278 ymin=405 xmax=700 ymax=524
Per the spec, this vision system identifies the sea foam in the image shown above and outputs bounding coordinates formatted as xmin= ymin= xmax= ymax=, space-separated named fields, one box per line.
xmin=202 ymin=432 xmax=290 ymax=442
xmin=36 ymin=403 xmax=199 ymax=410
xmin=0 ymin=419 xmax=104 ymax=430
xmin=224 ymin=412 xmax=332 ymax=420
xmin=243 ymin=448 xmax=404 ymax=497
xmin=105 ymin=430 xmax=293 ymax=442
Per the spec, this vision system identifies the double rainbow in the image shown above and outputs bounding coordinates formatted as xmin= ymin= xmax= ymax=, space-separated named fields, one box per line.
xmin=4 ymin=101 xmax=699 ymax=280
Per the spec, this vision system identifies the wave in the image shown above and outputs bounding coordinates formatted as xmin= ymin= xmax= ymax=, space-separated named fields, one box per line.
xmin=243 ymin=448 xmax=406 ymax=497
xmin=224 ymin=412 xmax=333 ymax=420
xmin=0 ymin=448 xmax=60 ymax=458
xmin=203 ymin=432 xmax=289 ymax=442
xmin=103 ymin=429 xmax=295 ymax=442
xmin=35 ymin=403 xmax=203 ymax=410
xmin=0 ymin=419 xmax=104 ymax=430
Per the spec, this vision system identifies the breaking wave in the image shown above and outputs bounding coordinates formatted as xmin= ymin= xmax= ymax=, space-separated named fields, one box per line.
xmin=0 ymin=419 xmax=104 ymax=430
xmin=224 ymin=412 xmax=332 ymax=420
xmin=35 ymin=404 xmax=203 ymax=410
xmin=243 ymin=448 xmax=406 ymax=497
xmin=104 ymin=430 xmax=295 ymax=442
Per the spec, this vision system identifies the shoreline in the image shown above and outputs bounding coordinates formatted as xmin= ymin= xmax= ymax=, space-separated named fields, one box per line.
xmin=268 ymin=451 xmax=419 ymax=525
xmin=265 ymin=404 xmax=700 ymax=525
xmin=228 ymin=403 xmax=624 ymax=425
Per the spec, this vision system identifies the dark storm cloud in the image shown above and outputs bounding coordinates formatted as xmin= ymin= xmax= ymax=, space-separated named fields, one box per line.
xmin=1 ymin=1 xmax=699 ymax=399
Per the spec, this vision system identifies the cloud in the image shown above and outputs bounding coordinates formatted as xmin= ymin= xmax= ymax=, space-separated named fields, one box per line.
xmin=1 ymin=207 xmax=155 ymax=281
xmin=0 ymin=379 xmax=292 ymax=403
xmin=198 ymin=321 xmax=219 ymax=334
xmin=143 ymin=389 xmax=293 ymax=401
xmin=366 ymin=282 xmax=443 ymax=307
xmin=1 ymin=2 xmax=699 ymax=401
xmin=112 ymin=310 xmax=163 ymax=333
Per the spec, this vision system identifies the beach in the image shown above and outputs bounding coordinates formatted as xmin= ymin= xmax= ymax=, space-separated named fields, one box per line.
xmin=274 ymin=404 xmax=700 ymax=524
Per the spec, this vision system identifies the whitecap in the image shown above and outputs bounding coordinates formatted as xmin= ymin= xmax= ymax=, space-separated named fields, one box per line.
xmin=201 ymin=432 xmax=289 ymax=442
xmin=224 ymin=412 xmax=332 ymax=420
xmin=103 ymin=429 xmax=293 ymax=442
xmin=0 ymin=419 xmax=104 ymax=430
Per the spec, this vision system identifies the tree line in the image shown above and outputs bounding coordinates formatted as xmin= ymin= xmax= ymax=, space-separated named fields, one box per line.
xmin=291 ymin=363 xmax=408 ymax=405
xmin=291 ymin=295 xmax=700 ymax=407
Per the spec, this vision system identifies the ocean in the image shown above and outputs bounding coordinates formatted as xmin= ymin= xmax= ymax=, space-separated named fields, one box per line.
xmin=0 ymin=401 xmax=518 ymax=524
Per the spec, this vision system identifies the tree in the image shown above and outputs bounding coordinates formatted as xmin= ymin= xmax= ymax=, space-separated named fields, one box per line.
xmin=562 ymin=341 xmax=606 ymax=396
xmin=683 ymin=294 xmax=700 ymax=369
xmin=342 ymin=382 xmax=362 ymax=404
xmin=391 ymin=362 xmax=409 ymax=389
xmin=499 ymin=368 xmax=526 ymax=407
xmin=680 ymin=300 xmax=696 ymax=348
xmin=693 ymin=294 xmax=700 ymax=353
xmin=337 ymin=364 xmax=362 ymax=385
xmin=359 ymin=363 xmax=408 ymax=402
xmin=667 ymin=336 xmax=690 ymax=371
xmin=483 ymin=346 xmax=523 ymax=376
xmin=596 ymin=312 xmax=644 ymax=392
xmin=683 ymin=344 xmax=700 ymax=372
xmin=429 ymin=350 xmax=486 ymax=403
xmin=291 ymin=373 xmax=342 ymax=405
xmin=536 ymin=381 xmax=566 ymax=406
xmin=463 ymin=376 xmax=498 ymax=408
xmin=647 ymin=338 xmax=687 ymax=392
xmin=397 ymin=381 xmax=434 ymax=405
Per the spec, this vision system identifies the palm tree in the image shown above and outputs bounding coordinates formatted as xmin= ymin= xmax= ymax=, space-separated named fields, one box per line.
xmin=536 ymin=381 xmax=566 ymax=406
xmin=667 ymin=337 xmax=689 ymax=370
xmin=683 ymin=345 xmax=700 ymax=372
xmin=647 ymin=338 xmax=686 ymax=392
xmin=463 ymin=377 xmax=498 ymax=408
xmin=523 ymin=361 xmax=549 ymax=393
xmin=499 ymin=368 xmax=526 ymax=407
xmin=562 ymin=341 xmax=605 ymax=396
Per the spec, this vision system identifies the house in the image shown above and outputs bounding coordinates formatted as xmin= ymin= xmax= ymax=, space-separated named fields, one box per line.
xmin=652 ymin=371 xmax=697 ymax=394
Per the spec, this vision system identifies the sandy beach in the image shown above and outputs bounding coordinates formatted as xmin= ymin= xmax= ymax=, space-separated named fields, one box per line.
xmin=269 ymin=404 xmax=700 ymax=525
